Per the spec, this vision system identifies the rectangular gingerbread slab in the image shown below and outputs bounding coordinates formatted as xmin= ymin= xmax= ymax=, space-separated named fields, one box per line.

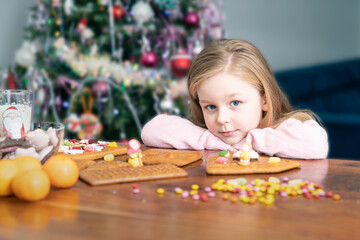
xmin=80 ymin=163 xmax=188 ymax=186
xmin=142 ymin=149 xmax=203 ymax=166
xmin=206 ymin=154 xmax=301 ymax=175
xmin=76 ymin=160 xmax=97 ymax=171
xmin=61 ymin=146 xmax=127 ymax=161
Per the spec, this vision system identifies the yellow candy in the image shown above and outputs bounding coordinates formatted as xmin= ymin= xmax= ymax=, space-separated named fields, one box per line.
xmin=267 ymin=188 xmax=275 ymax=195
xmin=259 ymin=197 xmax=266 ymax=203
xmin=190 ymin=190 xmax=198 ymax=196
xmin=254 ymin=178 xmax=262 ymax=185
xmin=217 ymin=179 xmax=225 ymax=184
xmin=227 ymin=185 xmax=234 ymax=192
xmin=240 ymin=196 xmax=250 ymax=203
xmin=175 ymin=188 xmax=183 ymax=194
xmin=264 ymin=198 xmax=274 ymax=205
xmin=239 ymin=185 xmax=247 ymax=191
xmin=266 ymin=194 xmax=274 ymax=201
xmin=288 ymin=179 xmax=302 ymax=186
xmin=104 ymin=154 xmax=114 ymax=162
xmin=268 ymin=156 xmax=281 ymax=163
xmin=108 ymin=142 xmax=117 ymax=147
xmin=157 ymin=188 xmax=165 ymax=194
xmin=256 ymin=192 xmax=263 ymax=197
xmin=268 ymin=177 xmax=280 ymax=184
xmin=191 ymin=184 xmax=199 ymax=190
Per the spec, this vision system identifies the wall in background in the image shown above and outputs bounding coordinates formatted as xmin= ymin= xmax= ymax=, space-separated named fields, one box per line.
xmin=0 ymin=0 xmax=37 ymax=68
xmin=223 ymin=0 xmax=359 ymax=71
xmin=0 ymin=0 xmax=359 ymax=71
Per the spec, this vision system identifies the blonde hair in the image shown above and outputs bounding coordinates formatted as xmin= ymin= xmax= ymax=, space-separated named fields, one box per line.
xmin=187 ymin=39 xmax=316 ymax=129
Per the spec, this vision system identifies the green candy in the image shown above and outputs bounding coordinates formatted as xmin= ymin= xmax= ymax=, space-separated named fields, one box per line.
xmin=218 ymin=151 xmax=230 ymax=157
xmin=236 ymin=178 xmax=247 ymax=185
xmin=62 ymin=141 xmax=75 ymax=147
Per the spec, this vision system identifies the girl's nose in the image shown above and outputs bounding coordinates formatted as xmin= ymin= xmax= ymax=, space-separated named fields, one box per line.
xmin=216 ymin=108 xmax=230 ymax=124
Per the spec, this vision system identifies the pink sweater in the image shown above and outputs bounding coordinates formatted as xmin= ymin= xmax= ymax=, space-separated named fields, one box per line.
xmin=141 ymin=114 xmax=329 ymax=159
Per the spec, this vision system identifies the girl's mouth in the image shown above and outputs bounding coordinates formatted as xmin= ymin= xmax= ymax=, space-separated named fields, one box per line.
xmin=220 ymin=131 xmax=235 ymax=137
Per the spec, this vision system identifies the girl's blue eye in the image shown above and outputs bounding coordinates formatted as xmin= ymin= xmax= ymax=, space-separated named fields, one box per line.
xmin=231 ymin=101 xmax=240 ymax=107
xmin=206 ymin=105 xmax=216 ymax=110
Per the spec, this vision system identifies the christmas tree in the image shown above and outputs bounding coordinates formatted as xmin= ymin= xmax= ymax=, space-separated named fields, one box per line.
xmin=3 ymin=0 xmax=225 ymax=140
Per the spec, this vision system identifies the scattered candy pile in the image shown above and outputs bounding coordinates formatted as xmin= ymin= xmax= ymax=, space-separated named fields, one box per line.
xmin=132 ymin=177 xmax=341 ymax=205
xmin=59 ymin=139 xmax=118 ymax=154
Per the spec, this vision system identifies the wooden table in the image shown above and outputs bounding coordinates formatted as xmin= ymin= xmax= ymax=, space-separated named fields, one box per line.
xmin=1 ymin=149 xmax=360 ymax=240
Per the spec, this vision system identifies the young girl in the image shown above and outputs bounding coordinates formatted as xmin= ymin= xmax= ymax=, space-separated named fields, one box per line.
xmin=141 ymin=39 xmax=328 ymax=159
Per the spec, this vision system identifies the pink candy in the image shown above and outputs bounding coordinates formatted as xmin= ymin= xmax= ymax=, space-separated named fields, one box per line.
xmin=207 ymin=191 xmax=216 ymax=198
xmin=84 ymin=145 xmax=94 ymax=152
xmin=181 ymin=191 xmax=189 ymax=198
xmin=133 ymin=188 xmax=140 ymax=194
xmin=192 ymin=194 xmax=200 ymax=200
xmin=216 ymin=157 xmax=228 ymax=164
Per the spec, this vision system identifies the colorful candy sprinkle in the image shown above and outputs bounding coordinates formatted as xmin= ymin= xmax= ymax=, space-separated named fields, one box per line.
xmin=108 ymin=142 xmax=117 ymax=148
xmin=191 ymin=184 xmax=199 ymax=190
xmin=333 ymin=194 xmax=341 ymax=201
xmin=104 ymin=153 xmax=114 ymax=161
xmin=200 ymin=193 xmax=208 ymax=202
xmin=181 ymin=191 xmax=189 ymax=198
xmin=192 ymin=194 xmax=200 ymax=200
xmin=208 ymin=192 xmax=216 ymax=198
xmin=174 ymin=187 xmax=183 ymax=194
xmin=157 ymin=188 xmax=165 ymax=194
xmin=216 ymin=157 xmax=228 ymax=164
xmin=268 ymin=157 xmax=281 ymax=163
xmin=218 ymin=151 xmax=230 ymax=157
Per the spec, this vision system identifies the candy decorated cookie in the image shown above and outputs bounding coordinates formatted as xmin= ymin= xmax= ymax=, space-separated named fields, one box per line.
xmin=206 ymin=153 xmax=301 ymax=175
xmin=59 ymin=139 xmax=127 ymax=161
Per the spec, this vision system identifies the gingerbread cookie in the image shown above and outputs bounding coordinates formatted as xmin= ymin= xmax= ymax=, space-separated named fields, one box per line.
xmin=84 ymin=160 xmax=131 ymax=171
xmin=142 ymin=148 xmax=203 ymax=166
xmin=206 ymin=154 xmax=300 ymax=175
xmin=60 ymin=145 xmax=127 ymax=161
xmin=80 ymin=163 xmax=188 ymax=186
xmin=76 ymin=159 xmax=97 ymax=171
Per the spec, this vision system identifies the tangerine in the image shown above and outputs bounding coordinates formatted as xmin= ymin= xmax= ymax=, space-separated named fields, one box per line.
xmin=43 ymin=155 xmax=79 ymax=188
xmin=11 ymin=169 xmax=50 ymax=202
xmin=14 ymin=156 xmax=41 ymax=173
xmin=0 ymin=159 xmax=20 ymax=197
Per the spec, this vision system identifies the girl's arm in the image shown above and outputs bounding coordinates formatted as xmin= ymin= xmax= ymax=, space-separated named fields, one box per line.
xmin=141 ymin=114 xmax=232 ymax=151
xmin=241 ymin=118 xmax=329 ymax=159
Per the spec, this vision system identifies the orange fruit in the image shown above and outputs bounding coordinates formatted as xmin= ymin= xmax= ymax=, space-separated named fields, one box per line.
xmin=43 ymin=155 xmax=79 ymax=188
xmin=14 ymin=156 xmax=42 ymax=173
xmin=11 ymin=169 xmax=50 ymax=202
xmin=0 ymin=159 xmax=20 ymax=197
